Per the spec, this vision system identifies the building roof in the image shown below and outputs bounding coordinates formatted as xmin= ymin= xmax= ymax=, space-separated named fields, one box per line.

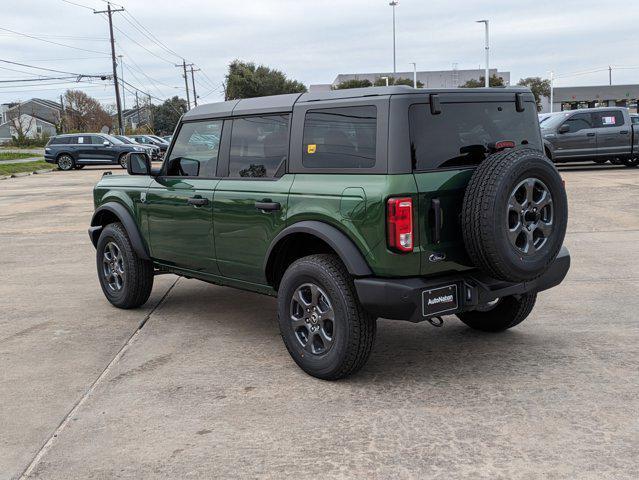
xmin=553 ymin=84 xmax=639 ymax=102
xmin=183 ymin=86 xmax=534 ymax=120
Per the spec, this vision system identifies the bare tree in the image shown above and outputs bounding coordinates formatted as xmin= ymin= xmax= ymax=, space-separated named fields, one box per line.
xmin=62 ymin=90 xmax=113 ymax=132
xmin=6 ymin=102 xmax=36 ymax=142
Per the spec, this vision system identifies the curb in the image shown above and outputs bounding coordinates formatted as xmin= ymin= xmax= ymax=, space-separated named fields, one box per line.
xmin=11 ymin=172 xmax=32 ymax=178
xmin=34 ymin=169 xmax=55 ymax=174
xmin=0 ymin=175 xmax=10 ymax=180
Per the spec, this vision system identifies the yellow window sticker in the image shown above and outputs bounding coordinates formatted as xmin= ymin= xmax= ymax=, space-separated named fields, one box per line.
xmin=307 ymin=144 xmax=317 ymax=154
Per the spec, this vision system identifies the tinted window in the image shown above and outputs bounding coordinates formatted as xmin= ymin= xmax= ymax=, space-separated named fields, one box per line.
xmin=302 ymin=106 xmax=376 ymax=169
xmin=91 ymin=135 xmax=106 ymax=145
xmin=593 ymin=110 xmax=624 ymax=128
xmin=77 ymin=136 xmax=89 ymax=144
xmin=229 ymin=115 xmax=289 ymax=178
xmin=409 ymin=102 xmax=542 ymax=170
xmin=49 ymin=137 xmax=64 ymax=145
xmin=563 ymin=113 xmax=593 ymax=133
xmin=166 ymin=119 xmax=223 ymax=177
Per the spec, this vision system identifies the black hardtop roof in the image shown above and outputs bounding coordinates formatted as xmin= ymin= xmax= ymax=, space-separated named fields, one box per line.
xmin=182 ymin=86 xmax=534 ymax=121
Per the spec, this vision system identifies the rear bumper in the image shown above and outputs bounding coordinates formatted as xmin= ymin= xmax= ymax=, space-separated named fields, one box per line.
xmin=354 ymin=246 xmax=571 ymax=323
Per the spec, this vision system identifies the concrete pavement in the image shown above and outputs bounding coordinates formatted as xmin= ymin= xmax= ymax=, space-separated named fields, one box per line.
xmin=1 ymin=165 xmax=638 ymax=479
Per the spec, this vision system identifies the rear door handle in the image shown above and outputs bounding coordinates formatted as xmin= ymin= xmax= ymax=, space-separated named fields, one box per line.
xmin=586 ymin=132 xmax=596 ymax=137
xmin=255 ymin=200 xmax=281 ymax=212
xmin=187 ymin=197 xmax=209 ymax=207
xmin=620 ymin=130 xmax=629 ymax=134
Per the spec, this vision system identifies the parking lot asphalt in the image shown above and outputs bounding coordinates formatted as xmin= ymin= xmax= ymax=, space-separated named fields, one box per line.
xmin=1 ymin=165 xmax=638 ymax=479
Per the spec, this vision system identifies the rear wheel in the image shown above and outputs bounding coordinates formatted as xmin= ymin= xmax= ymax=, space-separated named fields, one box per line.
xmin=622 ymin=157 xmax=638 ymax=168
xmin=457 ymin=293 xmax=537 ymax=332
xmin=119 ymin=153 xmax=128 ymax=169
xmin=277 ymin=254 xmax=376 ymax=380
xmin=57 ymin=154 xmax=74 ymax=171
xmin=96 ymin=222 xmax=154 ymax=309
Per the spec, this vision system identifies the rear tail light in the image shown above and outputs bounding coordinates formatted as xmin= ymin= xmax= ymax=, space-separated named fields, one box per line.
xmin=387 ymin=197 xmax=413 ymax=252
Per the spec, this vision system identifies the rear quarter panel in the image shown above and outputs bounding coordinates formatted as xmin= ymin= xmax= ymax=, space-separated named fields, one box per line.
xmin=287 ymin=173 xmax=421 ymax=277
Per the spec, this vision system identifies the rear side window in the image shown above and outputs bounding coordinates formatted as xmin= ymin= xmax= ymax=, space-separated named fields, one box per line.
xmin=409 ymin=102 xmax=542 ymax=170
xmin=166 ymin=119 xmax=223 ymax=177
xmin=229 ymin=115 xmax=289 ymax=178
xmin=563 ymin=113 xmax=593 ymax=133
xmin=593 ymin=110 xmax=624 ymax=128
xmin=302 ymin=106 xmax=377 ymax=169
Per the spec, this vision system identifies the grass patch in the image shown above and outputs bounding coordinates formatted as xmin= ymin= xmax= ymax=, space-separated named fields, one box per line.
xmin=0 ymin=152 xmax=40 ymax=161
xmin=0 ymin=161 xmax=54 ymax=176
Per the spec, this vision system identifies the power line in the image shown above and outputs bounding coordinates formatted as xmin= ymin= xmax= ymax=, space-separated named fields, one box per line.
xmin=0 ymin=27 xmax=108 ymax=55
xmin=60 ymin=0 xmax=96 ymax=10
xmin=0 ymin=58 xmax=110 ymax=78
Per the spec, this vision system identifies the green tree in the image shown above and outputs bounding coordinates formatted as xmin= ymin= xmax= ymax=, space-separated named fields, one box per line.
xmin=334 ymin=79 xmax=373 ymax=89
xmin=151 ymin=96 xmax=188 ymax=135
xmin=224 ymin=60 xmax=307 ymax=100
xmin=517 ymin=77 xmax=551 ymax=111
xmin=373 ymin=76 xmax=423 ymax=88
xmin=461 ymin=75 xmax=505 ymax=88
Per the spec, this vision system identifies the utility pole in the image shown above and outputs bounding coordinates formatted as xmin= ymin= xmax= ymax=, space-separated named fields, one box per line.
xmin=175 ymin=60 xmax=192 ymax=110
xmin=389 ymin=1 xmax=399 ymax=74
xmin=189 ymin=65 xmax=200 ymax=107
xmin=135 ymin=90 xmax=140 ymax=127
xmin=476 ymin=19 xmax=490 ymax=87
xmin=95 ymin=2 xmax=125 ymax=134
xmin=147 ymin=93 xmax=153 ymax=131
xmin=59 ymin=94 xmax=65 ymax=133
xmin=118 ymin=54 xmax=126 ymax=111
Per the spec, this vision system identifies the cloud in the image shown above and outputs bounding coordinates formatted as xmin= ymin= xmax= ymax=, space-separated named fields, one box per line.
xmin=1 ymin=0 xmax=638 ymax=104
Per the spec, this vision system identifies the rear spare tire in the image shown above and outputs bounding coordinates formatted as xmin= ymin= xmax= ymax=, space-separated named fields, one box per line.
xmin=461 ymin=148 xmax=568 ymax=283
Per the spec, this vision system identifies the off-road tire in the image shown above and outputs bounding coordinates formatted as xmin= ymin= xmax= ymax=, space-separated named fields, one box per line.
xmin=57 ymin=154 xmax=74 ymax=171
xmin=277 ymin=254 xmax=376 ymax=380
xmin=461 ymin=148 xmax=568 ymax=282
xmin=96 ymin=222 xmax=154 ymax=309
xmin=457 ymin=293 xmax=537 ymax=332
xmin=119 ymin=153 xmax=128 ymax=169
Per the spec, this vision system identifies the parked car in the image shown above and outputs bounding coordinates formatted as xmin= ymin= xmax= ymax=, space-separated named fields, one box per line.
xmin=541 ymin=107 xmax=639 ymax=167
xmin=45 ymin=133 xmax=147 ymax=170
xmin=128 ymin=134 xmax=168 ymax=153
xmin=113 ymin=135 xmax=161 ymax=160
xmin=162 ymin=135 xmax=173 ymax=142
xmin=89 ymin=86 xmax=570 ymax=379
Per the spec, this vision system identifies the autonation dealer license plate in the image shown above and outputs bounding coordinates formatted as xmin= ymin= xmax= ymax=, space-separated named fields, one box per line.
xmin=422 ymin=284 xmax=459 ymax=317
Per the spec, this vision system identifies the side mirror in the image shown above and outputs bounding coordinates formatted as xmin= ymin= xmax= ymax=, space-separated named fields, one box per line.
xmin=103 ymin=141 xmax=111 ymax=146
xmin=127 ymin=152 xmax=152 ymax=176
xmin=558 ymin=124 xmax=570 ymax=134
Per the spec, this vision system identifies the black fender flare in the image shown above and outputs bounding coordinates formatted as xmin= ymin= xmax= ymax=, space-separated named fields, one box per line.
xmin=264 ymin=220 xmax=373 ymax=279
xmin=89 ymin=202 xmax=150 ymax=260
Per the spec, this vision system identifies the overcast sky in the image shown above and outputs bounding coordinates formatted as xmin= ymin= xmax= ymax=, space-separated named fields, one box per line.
xmin=2 ymin=0 xmax=639 ymax=106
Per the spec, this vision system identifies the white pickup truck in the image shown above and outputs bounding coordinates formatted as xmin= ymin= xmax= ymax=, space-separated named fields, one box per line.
xmin=541 ymin=107 xmax=638 ymax=167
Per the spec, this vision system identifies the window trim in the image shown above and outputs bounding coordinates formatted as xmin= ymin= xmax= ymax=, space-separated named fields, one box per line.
xmin=216 ymin=112 xmax=292 ymax=180
xmin=289 ymin=97 xmax=389 ymax=174
xmin=159 ymin=118 xmax=225 ymax=179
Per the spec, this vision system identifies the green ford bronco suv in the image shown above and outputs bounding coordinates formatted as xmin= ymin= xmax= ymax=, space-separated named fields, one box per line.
xmin=89 ymin=86 xmax=570 ymax=380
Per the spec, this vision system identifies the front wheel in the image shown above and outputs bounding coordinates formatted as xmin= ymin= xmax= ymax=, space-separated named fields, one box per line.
xmin=277 ymin=254 xmax=376 ymax=380
xmin=96 ymin=222 xmax=154 ymax=309
xmin=456 ymin=293 xmax=537 ymax=332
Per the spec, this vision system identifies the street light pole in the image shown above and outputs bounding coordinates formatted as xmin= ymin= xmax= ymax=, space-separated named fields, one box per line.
xmin=410 ymin=62 xmax=417 ymax=88
xmin=389 ymin=1 xmax=399 ymax=74
xmin=476 ymin=19 xmax=489 ymax=87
